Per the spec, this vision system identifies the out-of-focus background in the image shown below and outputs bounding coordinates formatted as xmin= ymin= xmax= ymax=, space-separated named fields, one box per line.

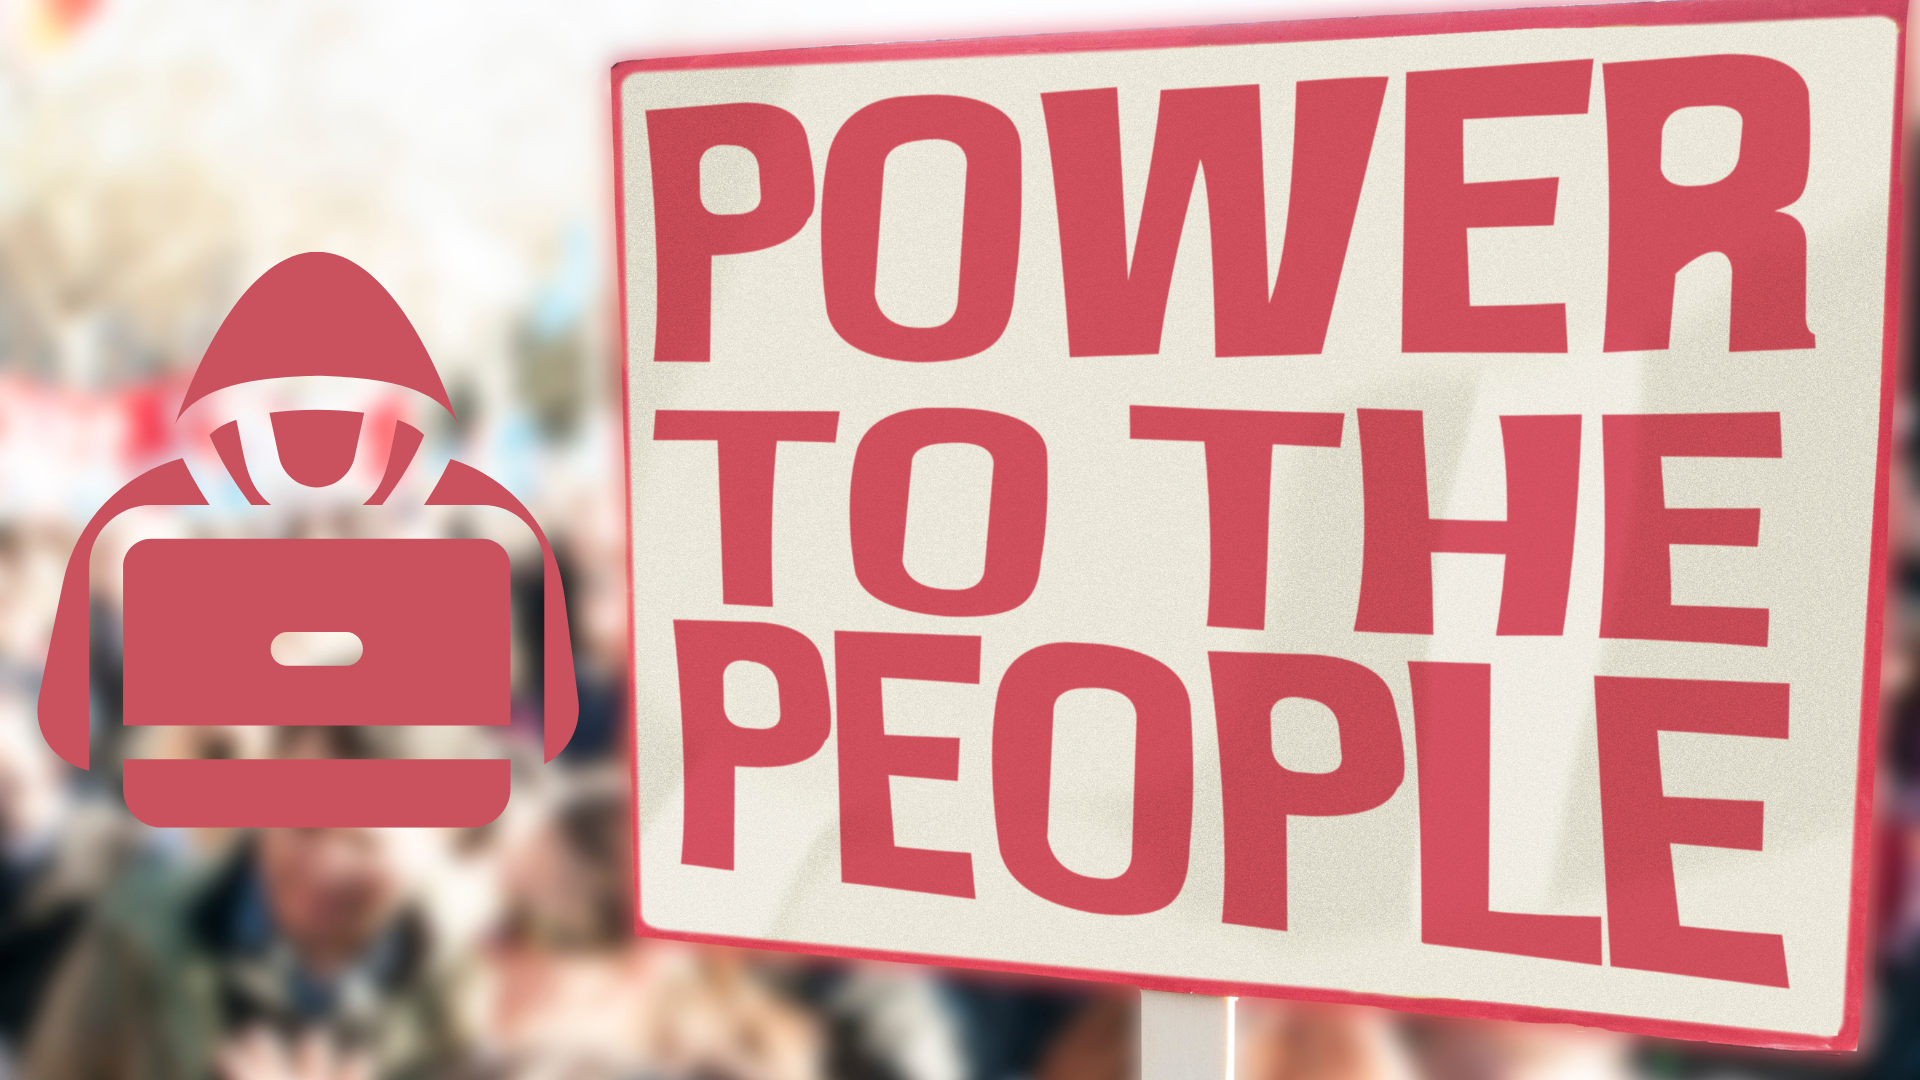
xmin=0 ymin=0 xmax=1910 ymax=1078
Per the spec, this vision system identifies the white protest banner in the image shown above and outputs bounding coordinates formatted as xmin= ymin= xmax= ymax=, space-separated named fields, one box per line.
xmin=614 ymin=0 xmax=1902 ymax=1047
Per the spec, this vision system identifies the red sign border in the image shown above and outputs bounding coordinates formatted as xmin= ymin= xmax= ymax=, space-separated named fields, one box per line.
xmin=611 ymin=0 xmax=1905 ymax=1052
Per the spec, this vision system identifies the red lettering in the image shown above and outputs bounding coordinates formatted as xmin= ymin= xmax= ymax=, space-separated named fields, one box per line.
xmin=1594 ymin=675 xmax=1790 ymax=986
xmin=993 ymin=643 xmax=1192 ymax=915
xmin=1603 ymin=56 xmax=1814 ymax=352
xmin=1042 ymin=79 xmax=1387 ymax=357
xmin=1211 ymin=652 xmax=1403 ymax=931
xmin=1409 ymin=662 xmax=1602 ymax=963
xmin=850 ymin=408 xmax=1047 ymax=616
xmin=1356 ymin=410 xmax=1581 ymax=635
xmin=1403 ymin=61 xmax=1592 ymax=353
xmin=835 ymin=631 xmax=980 ymax=898
xmin=1130 ymin=406 xmax=1344 ymax=629
xmin=653 ymin=410 xmax=839 ymax=607
xmin=674 ymin=620 xmax=832 ymax=870
xmin=647 ymin=103 xmax=816 ymax=363
xmin=1600 ymin=412 xmax=1780 ymax=645
xmin=821 ymin=96 xmax=1022 ymax=362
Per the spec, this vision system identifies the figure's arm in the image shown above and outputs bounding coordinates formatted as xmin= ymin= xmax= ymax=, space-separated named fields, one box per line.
xmin=426 ymin=460 xmax=578 ymax=761
xmin=39 ymin=460 xmax=206 ymax=769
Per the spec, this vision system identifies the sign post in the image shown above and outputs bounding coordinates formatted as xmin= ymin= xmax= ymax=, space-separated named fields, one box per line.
xmin=1142 ymin=993 xmax=1233 ymax=1080
xmin=615 ymin=0 xmax=1904 ymax=1052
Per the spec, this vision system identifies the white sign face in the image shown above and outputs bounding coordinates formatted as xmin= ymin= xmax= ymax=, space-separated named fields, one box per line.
xmin=615 ymin=0 xmax=1901 ymax=1048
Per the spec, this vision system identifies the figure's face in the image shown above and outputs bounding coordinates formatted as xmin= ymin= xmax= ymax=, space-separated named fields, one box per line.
xmin=271 ymin=409 xmax=365 ymax=488
xmin=256 ymin=826 xmax=401 ymax=977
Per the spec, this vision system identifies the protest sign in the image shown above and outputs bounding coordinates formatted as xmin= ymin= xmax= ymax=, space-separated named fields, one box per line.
xmin=615 ymin=0 xmax=1903 ymax=1046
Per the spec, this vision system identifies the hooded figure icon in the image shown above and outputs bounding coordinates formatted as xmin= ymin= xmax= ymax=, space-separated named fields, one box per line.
xmin=38 ymin=252 xmax=576 ymax=828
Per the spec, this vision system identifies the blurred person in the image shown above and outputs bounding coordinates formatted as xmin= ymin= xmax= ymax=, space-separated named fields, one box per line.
xmin=216 ymin=1031 xmax=373 ymax=1080
xmin=0 ymin=690 xmax=136 ymax=1075
xmin=457 ymin=768 xmax=821 ymax=1080
xmin=0 ymin=522 xmax=84 ymax=1072
xmin=1398 ymin=1016 xmax=1628 ymax=1080
xmin=913 ymin=971 xmax=1106 ymax=1080
xmin=0 ymin=519 xmax=143 ymax=1067
xmin=1025 ymin=987 xmax=1131 ymax=1080
xmin=0 ymin=525 xmax=68 ymax=682
xmin=791 ymin=962 xmax=965 ymax=1080
xmin=21 ymin=727 xmax=467 ymax=1080
xmin=1232 ymin=1001 xmax=1414 ymax=1080
xmin=500 ymin=829 xmax=1070 ymax=1080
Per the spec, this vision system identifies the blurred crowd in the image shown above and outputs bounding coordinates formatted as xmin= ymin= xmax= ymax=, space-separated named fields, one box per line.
xmin=0 ymin=0 xmax=1916 ymax=1078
